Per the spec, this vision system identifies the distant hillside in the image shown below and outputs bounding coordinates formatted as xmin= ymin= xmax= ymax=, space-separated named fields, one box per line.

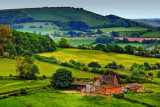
xmin=133 ymin=19 xmax=160 ymax=27
xmin=0 ymin=7 xmax=152 ymax=29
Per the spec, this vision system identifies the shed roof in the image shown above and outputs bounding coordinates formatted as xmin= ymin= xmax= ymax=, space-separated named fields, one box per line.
xmin=128 ymin=83 xmax=142 ymax=87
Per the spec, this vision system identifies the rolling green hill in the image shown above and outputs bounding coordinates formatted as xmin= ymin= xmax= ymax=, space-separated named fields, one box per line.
xmin=39 ymin=48 xmax=160 ymax=68
xmin=0 ymin=58 xmax=98 ymax=78
xmin=0 ymin=7 xmax=152 ymax=28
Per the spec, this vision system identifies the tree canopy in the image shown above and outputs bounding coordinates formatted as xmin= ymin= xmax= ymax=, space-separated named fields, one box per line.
xmin=51 ymin=68 xmax=74 ymax=88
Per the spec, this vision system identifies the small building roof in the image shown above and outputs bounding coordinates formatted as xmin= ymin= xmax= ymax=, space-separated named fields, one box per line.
xmin=128 ymin=83 xmax=142 ymax=87
xmin=70 ymin=82 xmax=90 ymax=86
xmin=102 ymin=84 xmax=121 ymax=89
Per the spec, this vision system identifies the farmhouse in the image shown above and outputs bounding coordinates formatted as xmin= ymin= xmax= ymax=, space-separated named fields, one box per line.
xmin=69 ymin=82 xmax=91 ymax=92
xmin=93 ymin=74 xmax=123 ymax=94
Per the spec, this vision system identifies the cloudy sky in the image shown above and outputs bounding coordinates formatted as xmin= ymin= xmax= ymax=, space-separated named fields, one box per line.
xmin=0 ymin=0 xmax=159 ymax=19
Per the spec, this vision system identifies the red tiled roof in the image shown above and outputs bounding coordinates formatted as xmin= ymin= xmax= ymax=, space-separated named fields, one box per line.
xmin=102 ymin=84 xmax=121 ymax=89
xmin=70 ymin=82 xmax=90 ymax=86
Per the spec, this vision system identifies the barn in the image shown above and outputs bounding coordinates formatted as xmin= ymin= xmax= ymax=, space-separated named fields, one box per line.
xmin=69 ymin=82 xmax=91 ymax=92
xmin=94 ymin=74 xmax=123 ymax=94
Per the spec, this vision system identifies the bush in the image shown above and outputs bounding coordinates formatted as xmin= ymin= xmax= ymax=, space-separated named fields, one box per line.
xmin=114 ymin=93 xmax=124 ymax=98
xmin=157 ymin=71 xmax=160 ymax=78
xmin=42 ymin=75 xmax=47 ymax=79
xmin=88 ymin=62 xmax=101 ymax=68
xmin=82 ymin=66 xmax=89 ymax=71
xmin=105 ymin=61 xmax=117 ymax=69
xmin=0 ymin=76 xmax=3 ymax=80
xmin=20 ymin=88 xmax=28 ymax=95
xmin=148 ymin=71 xmax=154 ymax=76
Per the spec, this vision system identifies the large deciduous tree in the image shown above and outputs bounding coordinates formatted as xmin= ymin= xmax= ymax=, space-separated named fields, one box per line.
xmin=16 ymin=56 xmax=39 ymax=79
xmin=58 ymin=38 xmax=71 ymax=48
xmin=0 ymin=24 xmax=13 ymax=44
xmin=51 ymin=68 xmax=74 ymax=88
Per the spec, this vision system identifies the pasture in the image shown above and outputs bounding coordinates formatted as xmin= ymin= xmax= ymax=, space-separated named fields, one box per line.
xmin=0 ymin=58 xmax=98 ymax=78
xmin=39 ymin=48 xmax=160 ymax=68
xmin=93 ymin=27 xmax=148 ymax=32
xmin=126 ymin=93 xmax=160 ymax=106
xmin=0 ymin=89 xmax=145 ymax=107
xmin=51 ymin=37 xmax=96 ymax=45
xmin=0 ymin=80 xmax=49 ymax=94
xmin=140 ymin=31 xmax=160 ymax=38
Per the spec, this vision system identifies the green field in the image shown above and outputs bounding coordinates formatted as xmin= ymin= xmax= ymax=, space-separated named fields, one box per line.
xmin=126 ymin=93 xmax=160 ymax=106
xmin=0 ymin=80 xmax=49 ymax=94
xmin=140 ymin=31 xmax=160 ymax=38
xmin=39 ymin=48 xmax=160 ymax=68
xmin=52 ymin=37 xmax=96 ymax=45
xmin=0 ymin=89 xmax=145 ymax=107
xmin=93 ymin=27 xmax=148 ymax=32
xmin=0 ymin=58 xmax=98 ymax=78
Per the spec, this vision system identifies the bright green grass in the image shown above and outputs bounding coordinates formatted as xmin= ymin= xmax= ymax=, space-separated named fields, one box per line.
xmin=0 ymin=80 xmax=49 ymax=94
xmin=0 ymin=89 xmax=145 ymax=107
xmin=51 ymin=37 xmax=96 ymax=45
xmin=140 ymin=31 xmax=160 ymax=38
xmin=39 ymin=48 xmax=160 ymax=68
xmin=0 ymin=58 xmax=98 ymax=78
xmin=143 ymin=83 xmax=160 ymax=93
xmin=118 ymin=43 xmax=143 ymax=48
xmin=126 ymin=93 xmax=160 ymax=107
xmin=118 ymin=43 xmax=156 ymax=50
xmin=93 ymin=27 xmax=148 ymax=32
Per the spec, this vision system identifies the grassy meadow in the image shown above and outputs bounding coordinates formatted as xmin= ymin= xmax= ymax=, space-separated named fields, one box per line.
xmin=140 ymin=31 xmax=160 ymax=38
xmin=93 ymin=27 xmax=148 ymax=32
xmin=39 ymin=48 xmax=160 ymax=68
xmin=0 ymin=89 xmax=146 ymax=107
xmin=0 ymin=80 xmax=50 ymax=94
xmin=126 ymin=93 xmax=160 ymax=107
xmin=0 ymin=58 xmax=98 ymax=78
xmin=51 ymin=37 xmax=96 ymax=45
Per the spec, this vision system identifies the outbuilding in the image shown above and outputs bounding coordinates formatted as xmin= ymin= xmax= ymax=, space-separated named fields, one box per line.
xmin=69 ymin=82 xmax=91 ymax=92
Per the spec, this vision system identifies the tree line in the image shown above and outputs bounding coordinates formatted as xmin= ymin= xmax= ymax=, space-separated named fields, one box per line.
xmin=0 ymin=24 xmax=56 ymax=57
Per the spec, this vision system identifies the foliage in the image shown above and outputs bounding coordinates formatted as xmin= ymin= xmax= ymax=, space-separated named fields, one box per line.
xmin=58 ymin=38 xmax=71 ymax=48
xmin=16 ymin=56 xmax=40 ymax=79
xmin=88 ymin=61 xmax=101 ymax=68
xmin=0 ymin=45 xmax=4 ymax=56
xmin=0 ymin=24 xmax=56 ymax=56
xmin=157 ymin=71 xmax=160 ymax=78
xmin=105 ymin=61 xmax=124 ymax=70
xmin=20 ymin=88 xmax=28 ymax=95
xmin=50 ymin=68 xmax=74 ymax=88
xmin=114 ymin=93 xmax=124 ymax=98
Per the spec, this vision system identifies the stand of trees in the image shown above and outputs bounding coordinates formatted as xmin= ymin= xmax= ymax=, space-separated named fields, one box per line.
xmin=0 ymin=24 xmax=56 ymax=57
